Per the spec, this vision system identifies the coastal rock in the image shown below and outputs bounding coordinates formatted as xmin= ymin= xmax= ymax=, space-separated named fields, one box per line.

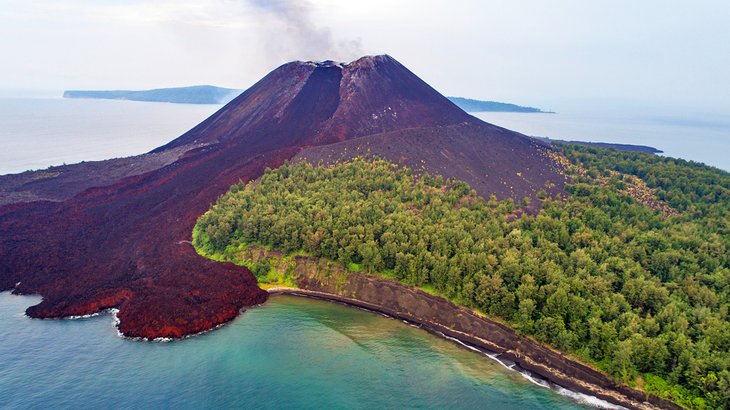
xmin=273 ymin=254 xmax=682 ymax=410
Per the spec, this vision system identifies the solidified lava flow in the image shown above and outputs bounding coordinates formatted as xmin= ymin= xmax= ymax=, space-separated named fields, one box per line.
xmin=0 ymin=55 xmax=561 ymax=339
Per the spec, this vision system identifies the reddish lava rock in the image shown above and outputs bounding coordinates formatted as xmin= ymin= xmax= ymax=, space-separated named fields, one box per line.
xmin=0 ymin=55 xmax=562 ymax=339
xmin=0 ymin=55 xmax=475 ymax=339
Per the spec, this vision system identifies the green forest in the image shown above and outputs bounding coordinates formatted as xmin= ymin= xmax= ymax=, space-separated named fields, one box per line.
xmin=193 ymin=145 xmax=730 ymax=409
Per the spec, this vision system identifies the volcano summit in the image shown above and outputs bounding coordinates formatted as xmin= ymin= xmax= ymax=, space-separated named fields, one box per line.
xmin=0 ymin=55 xmax=563 ymax=338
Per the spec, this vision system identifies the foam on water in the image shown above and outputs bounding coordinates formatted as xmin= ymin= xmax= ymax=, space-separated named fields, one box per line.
xmin=65 ymin=312 xmax=105 ymax=320
xmin=519 ymin=370 xmax=551 ymax=388
xmin=435 ymin=330 xmax=624 ymax=409
xmin=304 ymin=297 xmax=611 ymax=409
xmin=109 ymin=307 xmax=229 ymax=343
xmin=3 ymin=291 xmax=628 ymax=409
xmin=438 ymin=332 xmax=482 ymax=353
xmin=555 ymin=386 xmax=627 ymax=410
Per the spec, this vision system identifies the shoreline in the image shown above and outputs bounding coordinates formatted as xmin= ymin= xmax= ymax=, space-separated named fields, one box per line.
xmin=266 ymin=284 xmax=678 ymax=410
xmin=1 ymin=280 xmax=679 ymax=409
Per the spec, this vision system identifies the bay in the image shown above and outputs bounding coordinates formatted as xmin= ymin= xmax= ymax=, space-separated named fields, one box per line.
xmin=0 ymin=292 xmax=594 ymax=409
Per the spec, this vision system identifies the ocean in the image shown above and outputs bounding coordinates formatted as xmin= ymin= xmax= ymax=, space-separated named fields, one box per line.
xmin=472 ymin=111 xmax=730 ymax=172
xmin=0 ymin=98 xmax=727 ymax=175
xmin=0 ymin=292 xmax=599 ymax=409
xmin=0 ymin=98 xmax=219 ymax=175
xmin=1 ymin=97 xmax=725 ymax=409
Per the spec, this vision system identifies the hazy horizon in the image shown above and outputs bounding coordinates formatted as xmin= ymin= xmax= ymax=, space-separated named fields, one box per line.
xmin=1 ymin=1 xmax=729 ymax=116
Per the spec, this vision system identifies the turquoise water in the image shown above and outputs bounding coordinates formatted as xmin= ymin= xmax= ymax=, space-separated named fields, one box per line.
xmin=0 ymin=292 xmax=594 ymax=409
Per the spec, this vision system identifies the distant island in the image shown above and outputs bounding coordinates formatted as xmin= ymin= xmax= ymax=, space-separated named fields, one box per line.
xmin=63 ymin=86 xmax=548 ymax=113
xmin=446 ymin=97 xmax=551 ymax=113
xmin=535 ymin=137 xmax=663 ymax=154
xmin=63 ymin=85 xmax=242 ymax=105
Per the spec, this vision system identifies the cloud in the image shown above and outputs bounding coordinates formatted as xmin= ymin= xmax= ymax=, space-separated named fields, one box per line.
xmin=4 ymin=0 xmax=362 ymax=63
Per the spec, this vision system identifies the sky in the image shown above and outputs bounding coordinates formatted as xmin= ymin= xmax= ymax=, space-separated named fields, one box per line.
xmin=1 ymin=0 xmax=729 ymax=113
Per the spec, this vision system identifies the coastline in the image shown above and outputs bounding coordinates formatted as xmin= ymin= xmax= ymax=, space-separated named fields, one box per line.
xmin=264 ymin=266 xmax=681 ymax=410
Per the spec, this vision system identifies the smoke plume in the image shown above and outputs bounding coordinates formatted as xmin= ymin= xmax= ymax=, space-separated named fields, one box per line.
xmin=247 ymin=0 xmax=363 ymax=63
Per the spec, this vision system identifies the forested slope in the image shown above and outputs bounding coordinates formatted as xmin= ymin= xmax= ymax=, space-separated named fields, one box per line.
xmin=194 ymin=145 xmax=730 ymax=409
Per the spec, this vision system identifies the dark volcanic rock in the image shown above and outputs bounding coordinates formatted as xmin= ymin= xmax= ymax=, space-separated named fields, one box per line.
xmin=0 ymin=56 xmax=474 ymax=338
xmin=155 ymin=55 xmax=471 ymax=152
xmin=0 ymin=144 xmax=201 ymax=206
xmin=0 ymin=55 xmax=487 ymax=338
xmin=294 ymin=122 xmax=565 ymax=209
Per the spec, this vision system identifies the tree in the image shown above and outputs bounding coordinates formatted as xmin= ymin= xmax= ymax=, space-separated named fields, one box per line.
xmin=252 ymin=259 xmax=271 ymax=279
xmin=194 ymin=153 xmax=730 ymax=409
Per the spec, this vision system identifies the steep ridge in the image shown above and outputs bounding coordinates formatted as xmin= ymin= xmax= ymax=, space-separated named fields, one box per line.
xmin=155 ymin=55 xmax=471 ymax=152
xmin=0 ymin=55 xmax=483 ymax=338
xmin=315 ymin=55 xmax=473 ymax=143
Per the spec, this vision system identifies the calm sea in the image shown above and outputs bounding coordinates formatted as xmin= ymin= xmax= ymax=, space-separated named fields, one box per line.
xmin=0 ymin=97 xmax=219 ymax=175
xmin=0 ymin=292 xmax=600 ymax=409
xmin=473 ymin=111 xmax=730 ymax=172
xmin=0 ymin=98 xmax=728 ymax=175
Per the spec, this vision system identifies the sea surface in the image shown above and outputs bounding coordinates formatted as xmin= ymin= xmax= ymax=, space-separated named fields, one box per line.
xmin=0 ymin=98 xmax=728 ymax=174
xmin=0 ymin=97 xmax=219 ymax=175
xmin=1 ymin=97 xmax=725 ymax=409
xmin=473 ymin=111 xmax=730 ymax=172
xmin=0 ymin=293 xmax=602 ymax=409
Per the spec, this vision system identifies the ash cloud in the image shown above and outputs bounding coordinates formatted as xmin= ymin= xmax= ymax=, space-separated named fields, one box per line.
xmin=247 ymin=0 xmax=363 ymax=63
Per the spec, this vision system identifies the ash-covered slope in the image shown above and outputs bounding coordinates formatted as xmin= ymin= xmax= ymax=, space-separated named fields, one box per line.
xmin=156 ymin=55 xmax=471 ymax=152
xmin=295 ymin=122 xmax=564 ymax=209
xmin=0 ymin=55 xmax=485 ymax=339
xmin=4 ymin=55 xmax=467 ymax=207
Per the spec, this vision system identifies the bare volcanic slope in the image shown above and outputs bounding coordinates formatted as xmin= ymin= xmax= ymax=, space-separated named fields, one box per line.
xmin=0 ymin=55 xmax=488 ymax=338
xmin=0 ymin=56 xmax=564 ymax=338
xmin=1 ymin=55 xmax=470 ymax=208
xmin=0 ymin=144 xmax=198 ymax=206
xmin=294 ymin=122 xmax=564 ymax=209
xmin=154 ymin=55 xmax=471 ymax=151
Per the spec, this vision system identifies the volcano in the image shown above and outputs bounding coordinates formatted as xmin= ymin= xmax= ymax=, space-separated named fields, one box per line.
xmin=0 ymin=55 xmax=564 ymax=339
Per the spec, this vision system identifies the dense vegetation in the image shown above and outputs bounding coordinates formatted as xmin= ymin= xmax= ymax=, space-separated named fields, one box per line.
xmin=194 ymin=147 xmax=730 ymax=409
